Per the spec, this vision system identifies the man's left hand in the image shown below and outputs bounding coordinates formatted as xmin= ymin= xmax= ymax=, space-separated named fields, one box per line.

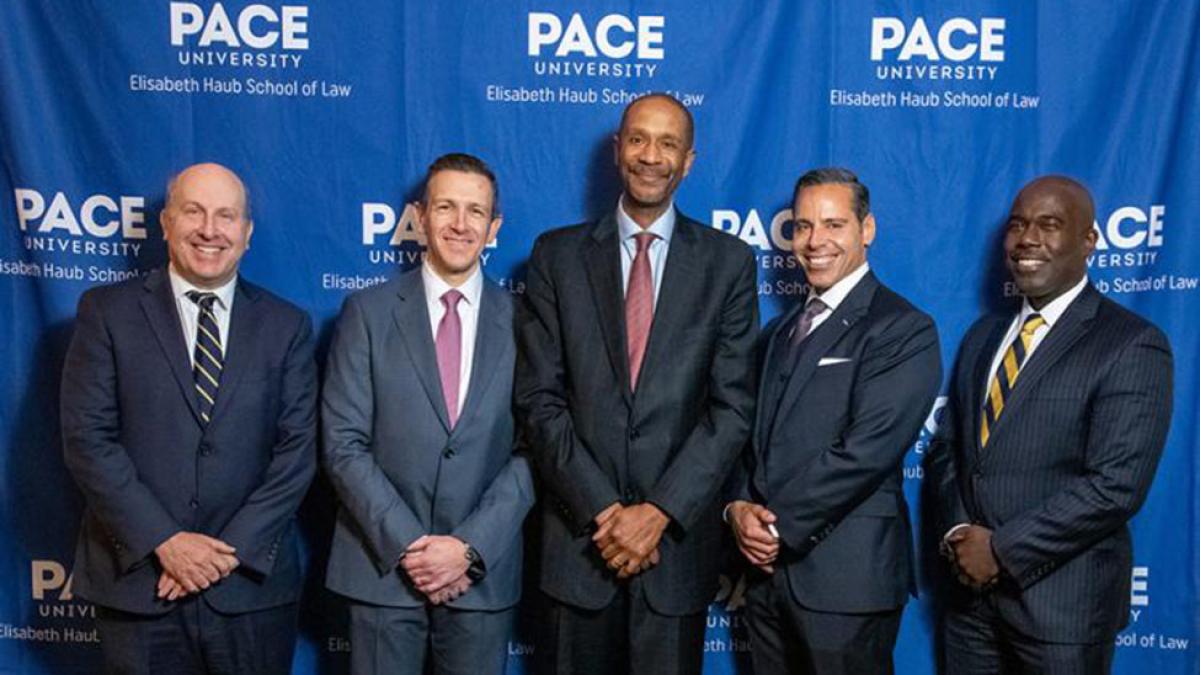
xmin=401 ymin=535 xmax=470 ymax=594
xmin=428 ymin=574 xmax=472 ymax=605
xmin=594 ymin=503 xmax=670 ymax=575
xmin=947 ymin=524 xmax=1000 ymax=588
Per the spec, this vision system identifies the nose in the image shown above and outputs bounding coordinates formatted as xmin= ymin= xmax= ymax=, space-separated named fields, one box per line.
xmin=639 ymin=140 xmax=662 ymax=164
xmin=1017 ymin=223 xmax=1042 ymax=247
xmin=805 ymin=224 xmax=828 ymax=250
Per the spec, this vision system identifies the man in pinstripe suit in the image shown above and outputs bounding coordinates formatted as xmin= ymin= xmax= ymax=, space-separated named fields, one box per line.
xmin=931 ymin=175 xmax=1173 ymax=673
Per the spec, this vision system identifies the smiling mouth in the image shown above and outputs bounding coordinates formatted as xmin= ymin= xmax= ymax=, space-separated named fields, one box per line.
xmin=1012 ymin=258 xmax=1047 ymax=272
xmin=193 ymin=244 xmax=226 ymax=256
xmin=804 ymin=253 xmax=838 ymax=270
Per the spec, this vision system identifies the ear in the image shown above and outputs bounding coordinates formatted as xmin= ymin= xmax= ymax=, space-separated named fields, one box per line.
xmin=485 ymin=214 xmax=503 ymax=246
xmin=159 ymin=208 xmax=171 ymax=240
xmin=414 ymin=201 xmax=428 ymax=235
xmin=245 ymin=219 xmax=254 ymax=250
xmin=862 ymin=213 xmax=877 ymax=247
xmin=681 ymin=147 xmax=697 ymax=179
xmin=612 ymin=133 xmax=621 ymax=166
xmin=1082 ymin=222 xmax=1097 ymax=256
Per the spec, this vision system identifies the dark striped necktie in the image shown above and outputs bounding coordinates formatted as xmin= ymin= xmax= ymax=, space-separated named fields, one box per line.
xmin=981 ymin=313 xmax=1046 ymax=447
xmin=186 ymin=291 xmax=224 ymax=425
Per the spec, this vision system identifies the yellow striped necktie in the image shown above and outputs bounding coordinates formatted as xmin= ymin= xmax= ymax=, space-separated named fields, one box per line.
xmin=981 ymin=313 xmax=1046 ymax=447
xmin=186 ymin=291 xmax=224 ymax=425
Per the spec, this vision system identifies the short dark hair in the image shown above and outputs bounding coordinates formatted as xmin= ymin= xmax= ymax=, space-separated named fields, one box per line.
xmin=422 ymin=152 xmax=500 ymax=216
xmin=618 ymin=93 xmax=695 ymax=148
xmin=793 ymin=167 xmax=870 ymax=222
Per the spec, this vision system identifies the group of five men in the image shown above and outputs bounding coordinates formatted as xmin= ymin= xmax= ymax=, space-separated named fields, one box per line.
xmin=60 ymin=93 xmax=1172 ymax=674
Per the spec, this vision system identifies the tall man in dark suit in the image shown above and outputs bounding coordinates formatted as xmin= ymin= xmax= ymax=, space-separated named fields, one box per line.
xmin=515 ymin=93 xmax=759 ymax=674
xmin=931 ymin=176 xmax=1173 ymax=673
xmin=60 ymin=162 xmax=317 ymax=674
xmin=727 ymin=168 xmax=941 ymax=674
xmin=323 ymin=153 xmax=534 ymax=675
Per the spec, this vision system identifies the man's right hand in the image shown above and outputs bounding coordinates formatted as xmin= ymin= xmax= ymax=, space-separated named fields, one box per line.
xmin=154 ymin=532 xmax=238 ymax=596
xmin=727 ymin=500 xmax=779 ymax=572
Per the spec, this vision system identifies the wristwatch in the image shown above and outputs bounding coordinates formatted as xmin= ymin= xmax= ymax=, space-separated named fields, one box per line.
xmin=464 ymin=544 xmax=486 ymax=582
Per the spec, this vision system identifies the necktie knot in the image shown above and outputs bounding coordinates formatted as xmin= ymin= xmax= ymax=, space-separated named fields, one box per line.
xmin=633 ymin=232 xmax=657 ymax=254
xmin=441 ymin=289 xmax=463 ymax=312
xmin=186 ymin=290 xmax=218 ymax=311
xmin=1020 ymin=313 xmax=1046 ymax=336
xmin=804 ymin=297 xmax=828 ymax=320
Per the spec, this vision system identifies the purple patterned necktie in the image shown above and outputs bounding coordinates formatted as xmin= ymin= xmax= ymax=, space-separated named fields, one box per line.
xmin=789 ymin=297 xmax=828 ymax=351
xmin=436 ymin=289 xmax=463 ymax=428
xmin=626 ymin=232 xmax=657 ymax=391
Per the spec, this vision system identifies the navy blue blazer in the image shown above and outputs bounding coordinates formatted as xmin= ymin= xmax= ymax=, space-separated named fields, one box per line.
xmin=322 ymin=269 xmax=533 ymax=611
xmin=931 ymin=284 xmax=1173 ymax=642
xmin=515 ymin=212 xmax=759 ymax=616
xmin=744 ymin=271 xmax=941 ymax=613
xmin=60 ymin=268 xmax=318 ymax=615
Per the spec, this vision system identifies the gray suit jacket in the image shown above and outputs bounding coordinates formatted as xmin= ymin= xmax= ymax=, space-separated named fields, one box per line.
xmin=322 ymin=268 xmax=533 ymax=610
xmin=931 ymin=284 xmax=1173 ymax=642
xmin=746 ymin=272 xmax=941 ymax=613
xmin=515 ymin=211 xmax=759 ymax=616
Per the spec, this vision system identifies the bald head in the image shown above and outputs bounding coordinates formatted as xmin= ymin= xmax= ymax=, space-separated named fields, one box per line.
xmin=1004 ymin=174 xmax=1098 ymax=309
xmin=166 ymin=163 xmax=250 ymax=221
xmin=160 ymin=162 xmax=255 ymax=289
xmin=1013 ymin=175 xmax=1094 ymax=236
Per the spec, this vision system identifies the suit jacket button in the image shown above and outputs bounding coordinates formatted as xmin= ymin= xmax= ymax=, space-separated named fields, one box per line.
xmin=443 ymin=447 xmax=455 ymax=459
xmin=629 ymin=428 xmax=639 ymax=441
xmin=189 ymin=498 xmax=199 ymax=509
xmin=199 ymin=443 xmax=212 ymax=457
xmin=972 ymin=470 xmax=983 ymax=479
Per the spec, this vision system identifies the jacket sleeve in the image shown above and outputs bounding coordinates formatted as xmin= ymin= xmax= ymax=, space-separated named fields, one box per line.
xmin=322 ymin=294 xmax=426 ymax=573
xmin=990 ymin=326 xmax=1173 ymax=589
xmin=514 ymin=237 xmax=622 ymax=533
xmin=218 ymin=311 xmax=318 ymax=576
xmin=61 ymin=290 xmax=180 ymax=572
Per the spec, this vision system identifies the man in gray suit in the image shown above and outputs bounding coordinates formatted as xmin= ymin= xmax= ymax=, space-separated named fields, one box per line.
xmin=932 ymin=176 xmax=1173 ymax=673
xmin=323 ymin=153 xmax=534 ymax=675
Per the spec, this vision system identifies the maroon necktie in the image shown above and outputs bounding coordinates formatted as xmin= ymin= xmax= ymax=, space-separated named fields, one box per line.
xmin=789 ymin=297 xmax=828 ymax=353
xmin=626 ymin=232 xmax=657 ymax=391
xmin=436 ymin=289 xmax=463 ymax=428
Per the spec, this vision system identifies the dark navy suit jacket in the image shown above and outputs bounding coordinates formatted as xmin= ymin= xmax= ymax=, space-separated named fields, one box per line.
xmin=515 ymin=212 xmax=759 ymax=616
xmin=60 ymin=268 xmax=317 ymax=615
xmin=931 ymin=283 xmax=1173 ymax=642
xmin=322 ymin=269 xmax=533 ymax=611
xmin=744 ymin=271 xmax=941 ymax=613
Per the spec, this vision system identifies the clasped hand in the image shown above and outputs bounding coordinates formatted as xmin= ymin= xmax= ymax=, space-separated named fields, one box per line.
xmin=155 ymin=531 xmax=239 ymax=601
xmin=941 ymin=524 xmax=1000 ymax=589
xmin=593 ymin=502 xmax=667 ymax=579
xmin=400 ymin=535 xmax=472 ymax=605
xmin=727 ymin=500 xmax=779 ymax=573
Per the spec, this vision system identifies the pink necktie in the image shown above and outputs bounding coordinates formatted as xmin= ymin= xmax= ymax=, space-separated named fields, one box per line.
xmin=436 ymin=289 xmax=463 ymax=428
xmin=626 ymin=232 xmax=657 ymax=391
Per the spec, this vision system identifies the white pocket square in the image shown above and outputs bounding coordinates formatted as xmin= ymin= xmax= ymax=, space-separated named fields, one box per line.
xmin=818 ymin=357 xmax=852 ymax=366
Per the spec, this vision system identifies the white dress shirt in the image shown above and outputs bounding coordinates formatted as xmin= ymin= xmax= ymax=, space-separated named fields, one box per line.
xmin=800 ymin=262 xmax=871 ymax=337
xmin=423 ymin=262 xmax=483 ymax=412
xmin=169 ymin=265 xmax=236 ymax=366
xmin=617 ymin=196 xmax=675 ymax=305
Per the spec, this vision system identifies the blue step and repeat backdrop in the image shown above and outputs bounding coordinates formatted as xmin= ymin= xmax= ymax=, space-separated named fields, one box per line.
xmin=1 ymin=1 xmax=1196 ymax=673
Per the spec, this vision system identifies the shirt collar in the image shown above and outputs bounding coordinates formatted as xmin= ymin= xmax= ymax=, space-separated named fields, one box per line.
xmin=617 ymin=195 xmax=676 ymax=244
xmin=422 ymin=261 xmax=483 ymax=308
xmin=1020 ymin=275 xmax=1088 ymax=328
xmin=168 ymin=264 xmax=237 ymax=310
xmin=808 ymin=262 xmax=871 ymax=312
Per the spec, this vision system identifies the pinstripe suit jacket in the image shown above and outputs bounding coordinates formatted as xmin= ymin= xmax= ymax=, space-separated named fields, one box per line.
xmin=931 ymin=283 xmax=1172 ymax=643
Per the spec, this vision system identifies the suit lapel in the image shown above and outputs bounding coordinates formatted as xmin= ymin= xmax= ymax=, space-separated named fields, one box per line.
xmin=981 ymin=286 xmax=1099 ymax=453
xmin=139 ymin=269 xmax=202 ymax=425
xmin=453 ymin=282 xmax=507 ymax=434
xmin=635 ymin=214 xmax=701 ymax=394
xmin=968 ymin=317 xmax=1012 ymax=460
xmin=755 ymin=302 xmax=805 ymax=453
xmin=768 ymin=273 xmax=879 ymax=440
xmin=208 ymin=280 xmax=258 ymax=425
xmin=392 ymin=271 xmax=452 ymax=433
xmin=582 ymin=213 xmax=633 ymax=408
